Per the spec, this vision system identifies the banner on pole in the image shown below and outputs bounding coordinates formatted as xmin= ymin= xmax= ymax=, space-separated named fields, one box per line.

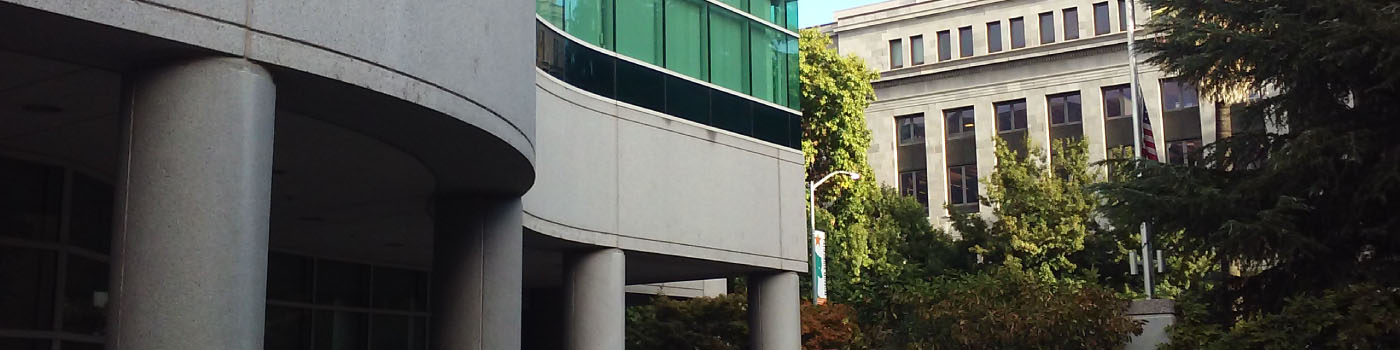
xmin=814 ymin=229 xmax=827 ymax=305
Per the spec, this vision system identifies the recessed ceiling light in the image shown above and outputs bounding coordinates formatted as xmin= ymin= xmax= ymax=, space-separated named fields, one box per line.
xmin=21 ymin=104 xmax=63 ymax=114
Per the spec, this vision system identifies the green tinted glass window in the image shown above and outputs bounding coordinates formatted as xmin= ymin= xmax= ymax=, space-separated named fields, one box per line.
xmin=717 ymin=0 xmax=745 ymax=10
xmin=565 ymin=0 xmax=613 ymax=48
xmin=615 ymin=0 xmax=663 ymax=64
xmin=786 ymin=36 xmax=799 ymax=109
xmin=538 ymin=0 xmax=565 ymax=27
xmin=785 ymin=0 xmax=798 ymax=31
xmin=750 ymin=26 xmax=787 ymax=105
xmin=665 ymin=0 xmax=707 ymax=79
xmin=709 ymin=7 xmax=749 ymax=93
xmin=748 ymin=0 xmax=771 ymax=24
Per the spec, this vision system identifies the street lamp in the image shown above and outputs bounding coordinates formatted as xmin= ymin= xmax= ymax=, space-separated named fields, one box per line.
xmin=809 ymin=170 xmax=860 ymax=304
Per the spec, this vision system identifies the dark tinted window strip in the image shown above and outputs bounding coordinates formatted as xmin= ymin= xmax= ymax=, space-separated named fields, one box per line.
xmin=538 ymin=19 xmax=801 ymax=149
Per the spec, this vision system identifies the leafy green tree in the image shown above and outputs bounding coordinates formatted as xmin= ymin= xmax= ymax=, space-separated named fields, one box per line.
xmin=899 ymin=268 xmax=1143 ymax=349
xmin=798 ymin=28 xmax=888 ymax=295
xmin=625 ymin=294 xmax=748 ymax=350
xmin=951 ymin=137 xmax=1132 ymax=282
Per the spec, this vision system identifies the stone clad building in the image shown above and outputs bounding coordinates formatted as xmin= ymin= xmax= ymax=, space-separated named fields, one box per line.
xmin=824 ymin=0 xmax=1246 ymax=226
xmin=0 ymin=0 xmax=805 ymax=349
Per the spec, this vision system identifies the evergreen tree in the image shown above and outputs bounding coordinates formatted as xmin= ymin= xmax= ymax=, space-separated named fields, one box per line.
xmin=1099 ymin=0 xmax=1400 ymax=336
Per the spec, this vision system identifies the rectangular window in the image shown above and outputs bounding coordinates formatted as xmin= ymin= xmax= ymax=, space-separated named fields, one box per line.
xmin=1048 ymin=92 xmax=1083 ymax=125
xmin=1161 ymin=78 xmax=1200 ymax=111
xmin=937 ymin=30 xmax=952 ymax=61
xmin=709 ymin=8 xmax=749 ymax=93
xmin=959 ymin=26 xmax=974 ymax=58
xmin=1119 ymin=0 xmax=1128 ymax=31
xmin=1167 ymin=139 xmax=1202 ymax=165
xmin=1010 ymin=17 xmax=1026 ymax=49
xmin=995 ymin=99 xmax=1028 ymax=132
xmin=1038 ymin=12 xmax=1055 ymax=45
xmin=987 ymin=21 xmax=1003 ymax=53
xmin=1093 ymin=2 xmax=1110 ymax=35
xmin=1063 ymin=8 xmax=1080 ymax=40
xmin=616 ymin=0 xmax=664 ymax=64
xmin=948 ymin=164 xmax=979 ymax=205
xmin=910 ymin=35 xmax=925 ymax=65
xmin=750 ymin=26 xmax=785 ymax=104
xmin=889 ymin=38 xmax=904 ymax=69
xmin=897 ymin=114 xmax=926 ymax=145
xmin=665 ymin=0 xmax=708 ymax=80
xmin=900 ymin=170 xmax=929 ymax=208
xmin=565 ymin=0 xmax=614 ymax=48
xmin=1102 ymin=84 xmax=1132 ymax=119
xmin=944 ymin=107 xmax=975 ymax=137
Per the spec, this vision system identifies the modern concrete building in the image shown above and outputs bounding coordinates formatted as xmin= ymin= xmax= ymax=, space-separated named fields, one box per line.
xmin=824 ymin=0 xmax=1253 ymax=227
xmin=0 ymin=0 xmax=805 ymax=349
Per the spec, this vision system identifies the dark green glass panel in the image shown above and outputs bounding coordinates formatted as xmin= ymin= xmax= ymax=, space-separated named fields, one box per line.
xmin=62 ymin=256 xmax=108 ymax=335
xmin=709 ymin=7 xmax=749 ymax=93
xmin=787 ymin=113 xmax=803 ymax=148
xmin=268 ymin=252 xmax=313 ymax=302
xmin=615 ymin=0 xmax=663 ymax=64
xmin=370 ymin=315 xmax=426 ymax=350
xmin=372 ymin=267 xmax=428 ymax=311
xmin=0 ymin=247 xmax=55 ymax=330
xmin=314 ymin=311 xmax=367 ymax=350
xmin=0 ymin=157 xmax=62 ymax=242
xmin=564 ymin=41 xmax=616 ymax=98
xmin=314 ymin=259 xmax=370 ymax=307
xmin=616 ymin=59 xmax=667 ymax=111
xmin=753 ymin=103 xmax=789 ymax=145
xmin=665 ymin=0 xmax=707 ymax=80
xmin=537 ymin=0 xmax=565 ymax=28
xmin=536 ymin=23 xmax=568 ymax=79
xmin=711 ymin=91 xmax=753 ymax=134
xmin=565 ymin=0 xmax=613 ymax=48
xmin=665 ymin=76 xmax=711 ymax=124
xmin=748 ymin=0 xmax=771 ymax=24
xmin=0 ymin=339 xmax=49 ymax=350
xmin=68 ymin=173 xmax=112 ymax=253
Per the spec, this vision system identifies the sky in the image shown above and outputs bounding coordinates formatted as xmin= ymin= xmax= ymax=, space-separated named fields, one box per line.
xmin=798 ymin=0 xmax=887 ymax=28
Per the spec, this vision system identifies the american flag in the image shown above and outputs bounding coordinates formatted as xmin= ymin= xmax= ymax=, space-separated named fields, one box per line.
xmin=1137 ymin=87 xmax=1159 ymax=161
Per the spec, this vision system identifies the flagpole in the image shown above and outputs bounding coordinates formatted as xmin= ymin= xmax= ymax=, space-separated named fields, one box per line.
xmin=1125 ymin=0 xmax=1155 ymax=299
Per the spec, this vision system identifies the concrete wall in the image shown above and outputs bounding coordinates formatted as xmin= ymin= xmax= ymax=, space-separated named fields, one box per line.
xmin=528 ymin=70 xmax=808 ymax=273
xmin=5 ymin=0 xmax=535 ymax=163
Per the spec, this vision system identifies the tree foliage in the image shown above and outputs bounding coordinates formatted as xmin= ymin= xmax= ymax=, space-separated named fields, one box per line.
xmin=952 ymin=137 xmax=1132 ymax=282
xmin=625 ymin=294 xmax=748 ymax=350
xmin=799 ymin=28 xmax=887 ymax=289
xmin=1097 ymin=0 xmax=1400 ymax=347
xmin=900 ymin=268 xmax=1143 ymax=350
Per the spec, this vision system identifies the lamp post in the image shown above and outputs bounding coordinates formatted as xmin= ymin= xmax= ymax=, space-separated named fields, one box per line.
xmin=809 ymin=170 xmax=860 ymax=304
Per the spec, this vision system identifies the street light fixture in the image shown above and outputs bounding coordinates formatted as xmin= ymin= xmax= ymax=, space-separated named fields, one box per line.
xmin=809 ymin=170 xmax=860 ymax=304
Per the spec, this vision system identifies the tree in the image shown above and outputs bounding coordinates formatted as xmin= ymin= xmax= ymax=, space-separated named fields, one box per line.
xmin=951 ymin=137 xmax=1132 ymax=282
xmin=625 ymin=294 xmax=748 ymax=350
xmin=1106 ymin=0 xmax=1400 ymax=307
xmin=798 ymin=28 xmax=886 ymax=293
xmin=899 ymin=268 xmax=1143 ymax=350
xmin=1096 ymin=0 xmax=1400 ymax=346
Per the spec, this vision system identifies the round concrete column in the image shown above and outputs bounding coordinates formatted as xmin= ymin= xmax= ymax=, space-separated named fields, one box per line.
xmin=749 ymin=271 xmax=801 ymax=350
xmin=564 ymin=248 xmax=625 ymax=350
xmin=432 ymin=197 xmax=523 ymax=350
xmin=108 ymin=58 xmax=276 ymax=350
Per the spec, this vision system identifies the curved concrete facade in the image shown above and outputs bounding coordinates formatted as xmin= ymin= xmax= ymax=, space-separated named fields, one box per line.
xmin=528 ymin=69 xmax=808 ymax=273
xmin=2 ymin=0 xmax=535 ymax=193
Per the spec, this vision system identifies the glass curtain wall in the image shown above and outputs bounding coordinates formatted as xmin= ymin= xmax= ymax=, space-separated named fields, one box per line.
xmin=537 ymin=0 xmax=799 ymax=109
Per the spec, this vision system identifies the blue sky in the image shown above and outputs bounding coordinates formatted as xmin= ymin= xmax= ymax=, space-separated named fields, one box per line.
xmin=798 ymin=0 xmax=887 ymax=28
